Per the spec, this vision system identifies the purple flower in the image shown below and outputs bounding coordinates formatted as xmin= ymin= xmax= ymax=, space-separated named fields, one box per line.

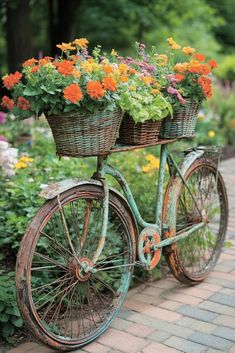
xmin=0 ymin=112 xmax=6 ymax=124
xmin=117 ymin=56 xmax=123 ymax=61
xmin=167 ymin=86 xmax=178 ymax=95
xmin=177 ymin=93 xmax=186 ymax=105
xmin=0 ymin=135 xmax=7 ymax=141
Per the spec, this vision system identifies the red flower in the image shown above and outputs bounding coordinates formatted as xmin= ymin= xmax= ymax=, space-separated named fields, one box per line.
xmin=17 ymin=97 xmax=30 ymax=110
xmin=208 ymin=59 xmax=218 ymax=69
xmin=1 ymin=96 xmax=14 ymax=110
xmin=31 ymin=65 xmax=40 ymax=73
xmin=194 ymin=53 xmax=205 ymax=62
xmin=87 ymin=81 xmax=105 ymax=99
xmin=63 ymin=83 xmax=83 ymax=103
xmin=3 ymin=71 xmax=22 ymax=89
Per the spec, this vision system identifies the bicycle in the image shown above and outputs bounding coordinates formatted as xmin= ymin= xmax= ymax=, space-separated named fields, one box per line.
xmin=15 ymin=140 xmax=228 ymax=351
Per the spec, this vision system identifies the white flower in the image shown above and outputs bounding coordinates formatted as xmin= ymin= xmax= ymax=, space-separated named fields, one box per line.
xmin=39 ymin=184 xmax=48 ymax=189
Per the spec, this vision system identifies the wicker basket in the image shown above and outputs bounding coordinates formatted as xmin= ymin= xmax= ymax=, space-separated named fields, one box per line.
xmin=46 ymin=108 xmax=123 ymax=157
xmin=119 ymin=114 xmax=162 ymax=145
xmin=160 ymin=100 xmax=201 ymax=139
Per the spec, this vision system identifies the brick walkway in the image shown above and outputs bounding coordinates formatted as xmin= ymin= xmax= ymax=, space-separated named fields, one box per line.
xmin=6 ymin=159 xmax=235 ymax=353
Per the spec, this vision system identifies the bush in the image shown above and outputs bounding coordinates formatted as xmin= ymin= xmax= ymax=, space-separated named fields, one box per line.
xmin=0 ymin=271 xmax=23 ymax=342
xmin=216 ymin=55 xmax=235 ymax=83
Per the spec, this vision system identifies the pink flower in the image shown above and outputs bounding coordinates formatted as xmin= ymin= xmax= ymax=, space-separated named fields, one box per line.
xmin=0 ymin=112 xmax=6 ymax=124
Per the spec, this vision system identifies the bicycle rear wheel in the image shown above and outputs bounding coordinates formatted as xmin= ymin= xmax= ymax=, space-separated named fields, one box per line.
xmin=163 ymin=159 xmax=228 ymax=285
xmin=16 ymin=184 xmax=137 ymax=350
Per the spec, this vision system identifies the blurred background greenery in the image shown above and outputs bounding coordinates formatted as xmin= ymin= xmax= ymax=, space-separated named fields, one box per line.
xmin=0 ymin=0 xmax=235 ymax=345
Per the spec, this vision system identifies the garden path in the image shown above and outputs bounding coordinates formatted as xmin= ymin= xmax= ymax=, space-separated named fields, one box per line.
xmin=6 ymin=158 xmax=235 ymax=353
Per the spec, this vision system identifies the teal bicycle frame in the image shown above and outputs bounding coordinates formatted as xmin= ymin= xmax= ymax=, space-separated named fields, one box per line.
xmin=94 ymin=144 xmax=206 ymax=259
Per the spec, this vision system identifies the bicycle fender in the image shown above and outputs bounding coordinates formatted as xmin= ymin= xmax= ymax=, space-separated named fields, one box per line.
xmin=163 ymin=149 xmax=204 ymax=235
xmin=39 ymin=178 xmax=139 ymax=240
xmin=39 ymin=178 xmax=101 ymax=199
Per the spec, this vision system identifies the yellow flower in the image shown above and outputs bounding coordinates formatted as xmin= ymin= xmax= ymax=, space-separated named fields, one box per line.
xmin=20 ymin=156 xmax=34 ymax=163
xmin=208 ymin=130 xmax=215 ymax=138
xmin=56 ymin=42 xmax=76 ymax=52
xmin=167 ymin=37 xmax=181 ymax=50
xmin=111 ymin=49 xmax=118 ymax=56
xmin=198 ymin=113 xmax=205 ymax=121
xmin=141 ymin=76 xmax=155 ymax=85
xmin=73 ymin=38 xmax=89 ymax=48
xmin=73 ymin=68 xmax=81 ymax=78
xmin=182 ymin=46 xmax=195 ymax=55
xmin=151 ymin=88 xmax=160 ymax=94
xmin=155 ymin=54 xmax=168 ymax=66
xmin=118 ymin=63 xmax=129 ymax=74
xmin=129 ymin=85 xmax=137 ymax=91
xmin=142 ymin=154 xmax=160 ymax=173
xmin=15 ymin=161 xmax=27 ymax=169
xmin=81 ymin=61 xmax=93 ymax=73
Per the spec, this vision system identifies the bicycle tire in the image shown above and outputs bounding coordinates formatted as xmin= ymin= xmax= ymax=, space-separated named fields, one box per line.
xmin=163 ymin=158 xmax=228 ymax=285
xmin=16 ymin=184 xmax=137 ymax=350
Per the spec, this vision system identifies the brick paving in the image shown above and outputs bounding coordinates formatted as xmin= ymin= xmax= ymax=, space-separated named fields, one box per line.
xmin=5 ymin=158 xmax=235 ymax=353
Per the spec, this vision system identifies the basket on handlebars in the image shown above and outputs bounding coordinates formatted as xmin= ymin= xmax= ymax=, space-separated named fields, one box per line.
xmin=46 ymin=108 xmax=123 ymax=157
xmin=119 ymin=114 xmax=162 ymax=145
xmin=160 ymin=100 xmax=201 ymax=139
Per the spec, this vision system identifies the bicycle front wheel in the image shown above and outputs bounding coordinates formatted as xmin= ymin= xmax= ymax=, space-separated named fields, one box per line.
xmin=163 ymin=159 xmax=228 ymax=285
xmin=16 ymin=184 xmax=137 ymax=350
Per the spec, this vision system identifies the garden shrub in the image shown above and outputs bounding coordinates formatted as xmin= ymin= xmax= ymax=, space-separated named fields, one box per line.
xmin=216 ymin=55 xmax=235 ymax=83
xmin=0 ymin=271 xmax=23 ymax=342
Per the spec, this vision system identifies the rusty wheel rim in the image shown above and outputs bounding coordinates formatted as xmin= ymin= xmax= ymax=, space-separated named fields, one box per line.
xmin=174 ymin=162 xmax=227 ymax=279
xmin=21 ymin=187 xmax=135 ymax=346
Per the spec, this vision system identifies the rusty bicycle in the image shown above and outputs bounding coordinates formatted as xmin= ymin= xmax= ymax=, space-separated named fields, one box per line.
xmin=15 ymin=141 xmax=228 ymax=351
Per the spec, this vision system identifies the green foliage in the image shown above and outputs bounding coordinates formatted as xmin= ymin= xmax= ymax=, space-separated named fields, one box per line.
xmin=0 ymin=271 xmax=23 ymax=342
xmin=204 ymin=83 xmax=235 ymax=145
xmin=119 ymin=89 xmax=172 ymax=122
xmin=216 ymin=55 xmax=235 ymax=82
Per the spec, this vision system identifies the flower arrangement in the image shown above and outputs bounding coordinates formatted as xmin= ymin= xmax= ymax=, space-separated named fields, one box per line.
xmin=160 ymin=37 xmax=218 ymax=109
xmin=1 ymin=39 xmax=173 ymax=124
xmin=1 ymin=39 xmax=125 ymax=119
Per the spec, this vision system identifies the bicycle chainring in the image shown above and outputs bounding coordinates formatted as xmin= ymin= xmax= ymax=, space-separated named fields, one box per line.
xmin=138 ymin=227 xmax=162 ymax=270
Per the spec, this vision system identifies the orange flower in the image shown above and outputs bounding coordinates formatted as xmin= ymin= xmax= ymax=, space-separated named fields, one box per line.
xmin=31 ymin=65 xmax=40 ymax=73
xmin=119 ymin=74 xmax=129 ymax=82
xmin=57 ymin=60 xmax=74 ymax=76
xmin=38 ymin=56 xmax=53 ymax=66
xmin=208 ymin=59 xmax=218 ymax=69
xmin=87 ymin=81 xmax=105 ymax=99
xmin=173 ymin=63 xmax=189 ymax=73
xmin=198 ymin=77 xmax=212 ymax=98
xmin=151 ymin=89 xmax=160 ymax=94
xmin=194 ymin=53 xmax=205 ymax=62
xmin=1 ymin=95 xmax=14 ymax=110
xmin=22 ymin=58 xmax=38 ymax=67
xmin=73 ymin=38 xmax=89 ymax=48
xmin=129 ymin=68 xmax=137 ymax=74
xmin=174 ymin=73 xmax=184 ymax=81
xmin=102 ymin=76 xmax=117 ymax=91
xmin=103 ymin=64 xmax=114 ymax=74
xmin=56 ymin=42 xmax=76 ymax=51
xmin=189 ymin=62 xmax=211 ymax=75
xmin=63 ymin=83 xmax=83 ymax=103
xmin=182 ymin=46 xmax=195 ymax=55
xmin=3 ymin=71 xmax=22 ymax=89
xmin=17 ymin=97 xmax=30 ymax=110
xmin=167 ymin=37 xmax=181 ymax=50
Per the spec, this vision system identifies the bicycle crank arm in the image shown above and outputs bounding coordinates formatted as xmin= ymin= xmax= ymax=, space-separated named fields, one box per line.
xmin=154 ymin=222 xmax=205 ymax=250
